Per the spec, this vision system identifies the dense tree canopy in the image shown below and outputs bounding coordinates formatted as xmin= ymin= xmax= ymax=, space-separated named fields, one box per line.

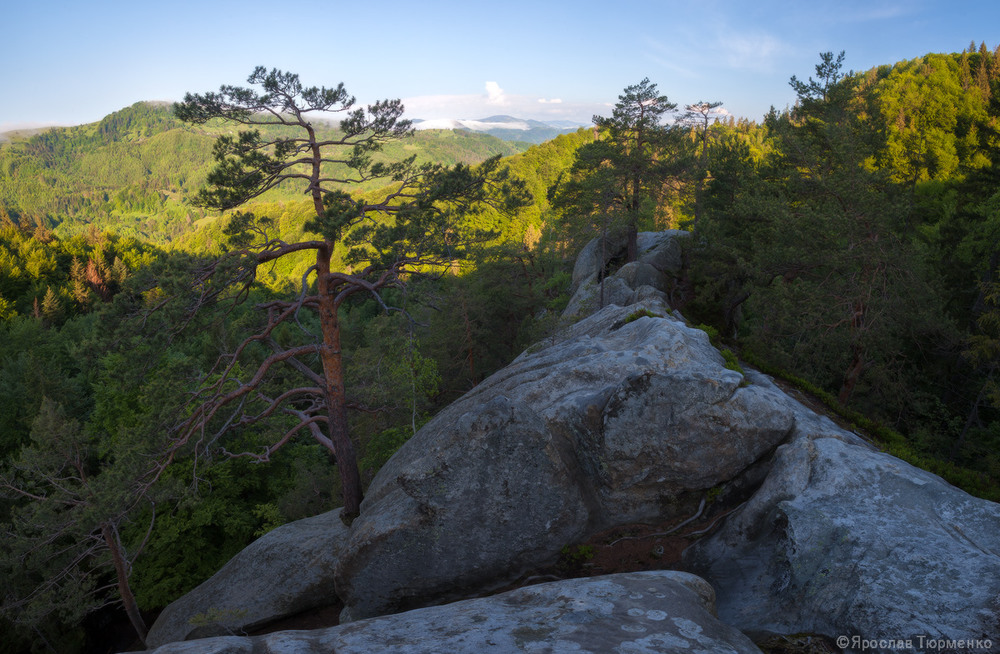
xmin=690 ymin=47 xmax=1000 ymax=481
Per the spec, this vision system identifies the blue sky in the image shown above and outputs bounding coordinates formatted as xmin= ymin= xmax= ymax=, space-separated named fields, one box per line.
xmin=2 ymin=0 xmax=998 ymax=133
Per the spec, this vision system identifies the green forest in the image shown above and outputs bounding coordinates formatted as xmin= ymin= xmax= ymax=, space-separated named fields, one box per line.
xmin=3 ymin=44 xmax=1000 ymax=651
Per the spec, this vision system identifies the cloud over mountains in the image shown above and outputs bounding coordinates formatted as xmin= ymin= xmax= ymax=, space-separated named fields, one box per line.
xmin=404 ymin=82 xmax=605 ymax=126
xmin=412 ymin=114 xmax=585 ymax=144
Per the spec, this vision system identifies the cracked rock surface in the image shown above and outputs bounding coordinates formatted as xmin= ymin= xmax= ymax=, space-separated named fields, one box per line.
xmin=684 ymin=428 xmax=1000 ymax=645
xmin=336 ymin=299 xmax=794 ymax=620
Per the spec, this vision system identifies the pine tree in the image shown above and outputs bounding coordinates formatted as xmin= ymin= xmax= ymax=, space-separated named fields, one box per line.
xmin=40 ymin=287 xmax=62 ymax=325
xmin=553 ymin=79 xmax=679 ymax=264
xmin=594 ymin=79 xmax=678 ymax=260
xmin=681 ymin=101 xmax=724 ymax=230
xmin=170 ymin=67 xmax=528 ymax=521
xmin=961 ymin=52 xmax=973 ymax=90
xmin=70 ymin=257 xmax=92 ymax=308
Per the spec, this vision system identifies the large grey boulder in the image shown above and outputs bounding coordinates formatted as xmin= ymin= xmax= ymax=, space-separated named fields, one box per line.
xmin=684 ymin=423 xmax=1000 ymax=647
xmin=145 ymin=509 xmax=349 ymax=648
xmin=637 ymin=230 xmax=686 ymax=274
xmin=598 ymin=367 xmax=794 ymax=522
xmin=564 ymin=231 xmax=688 ymax=319
xmin=628 ymin=284 xmax=671 ymax=306
xmin=335 ymin=300 xmax=794 ymax=620
xmin=615 ymin=260 xmax=667 ymax=291
xmin=570 ymin=230 xmax=628 ymax=288
xmin=561 ymin=272 xmax=633 ymax=318
xmin=335 ymin=395 xmax=590 ymax=621
xmin=135 ymin=571 xmax=762 ymax=654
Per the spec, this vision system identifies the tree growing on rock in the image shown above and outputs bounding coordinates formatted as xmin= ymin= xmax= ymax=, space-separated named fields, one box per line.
xmin=593 ymin=78 xmax=679 ymax=260
xmin=168 ymin=67 xmax=528 ymax=522
xmin=551 ymin=78 xmax=680 ymax=277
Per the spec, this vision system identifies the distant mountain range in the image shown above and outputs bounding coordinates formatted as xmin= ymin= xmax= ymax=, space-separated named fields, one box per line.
xmin=413 ymin=115 xmax=587 ymax=144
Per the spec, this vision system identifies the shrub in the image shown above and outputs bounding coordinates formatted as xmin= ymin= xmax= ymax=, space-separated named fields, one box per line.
xmin=624 ymin=308 xmax=663 ymax=323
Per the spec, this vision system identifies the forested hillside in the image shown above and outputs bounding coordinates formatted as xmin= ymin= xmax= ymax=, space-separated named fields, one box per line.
xmin=0 ymin=102 xmax=526 ymax=243
xmin=3 ymin=46 xmax=1000 ymax=652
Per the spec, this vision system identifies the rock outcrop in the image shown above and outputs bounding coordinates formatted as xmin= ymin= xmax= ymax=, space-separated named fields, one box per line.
xmin=135 ymin=571 xmax=762 ymax=654
xmin=335 ymin=299 xmax=793 ymax=620
xmin=563 ymin=231 xmax=687 ymax=319
xmin=145 ymin=509 xmax=349 ymax=648
xmin=684 ymin=426 xmax=1000 ymax=647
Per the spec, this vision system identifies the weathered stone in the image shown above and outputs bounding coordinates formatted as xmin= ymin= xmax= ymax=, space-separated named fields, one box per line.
xmin=614 ymin=260 xmax=666 ymax=291
xmin=562 ymin=272 xmax=633 ymax=319
xmin=684 ymin=429 xmax=1000 ymax=646
xmin=135 ymin=571 xmax=762 ymax=654
xmin=335 ymin=395 xmax=590 ymax=621
xmin=628 ymin=284 xmax=670 ymax=306
xmin=336 ymin=300 xmax=796 ymax=620
xmin=145 ymin=509 xmax=349 ymax=648
xmin=597 ymin=368 xmax=794 ymax=522
xmin=570 ymin=231 xmax=628 ymax=288
xmin=564 ymin=231 xmax=687 ymax=319
xmin=637 ymin=229 xmax=686 ymax=274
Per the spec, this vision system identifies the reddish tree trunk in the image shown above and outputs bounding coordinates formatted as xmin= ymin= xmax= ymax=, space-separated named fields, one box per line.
xmin=101 ymin=524 xmax=147 ymax=647
xmin=316 ymin=249 xmax=363 ymax=522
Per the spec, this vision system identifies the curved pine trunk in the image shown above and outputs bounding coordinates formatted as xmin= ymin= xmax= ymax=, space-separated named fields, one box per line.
xmin=101 ymin=524 xmax=147 ymax=647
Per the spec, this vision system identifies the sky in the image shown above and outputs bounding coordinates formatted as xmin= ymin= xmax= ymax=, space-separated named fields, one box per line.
xmin=2 ymin=0 xmax=999 ymax=134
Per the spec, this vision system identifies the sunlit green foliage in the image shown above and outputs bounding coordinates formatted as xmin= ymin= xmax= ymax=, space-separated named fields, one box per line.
xmin=0 ymin=102 xmax=527 ymax=245
xmin=690 ymin=45 xmax=1000 ymax=491
xmin=551 ymin=79 xmax=684 ymax=263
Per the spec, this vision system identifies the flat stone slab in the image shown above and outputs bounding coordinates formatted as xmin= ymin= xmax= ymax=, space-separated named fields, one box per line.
xmin=135 ymin=571 xmax=761 ymax=653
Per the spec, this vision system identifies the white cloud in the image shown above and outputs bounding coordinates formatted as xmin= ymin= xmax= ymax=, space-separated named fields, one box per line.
xmin=412 ymin=118 xmax=465 ymax=130
xmin=720 ymin=31 xmax=786 ymax=71
xmin=402 ymin=86 xmax=605 ymax=124
xmin=414 ymin=118 xmax=532 ymax=132
xmin=644 ymin=25 xmax=791 ymax=78
xmin=485 ymin=81 xmax=507 ymax=105
xmin=836 ymin=3 xmax=911 ymax=22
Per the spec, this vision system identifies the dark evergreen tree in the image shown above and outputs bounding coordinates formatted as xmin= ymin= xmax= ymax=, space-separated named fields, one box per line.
xmin=172 ymin=67 xmax=528 ymax=521
xmin=1 ymin=399 xmax=159 ymax=647
xmin=591 ymin=79 xmax=678 ymax=260
xmin=698 ymin=53 xmax=953 ymax=411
